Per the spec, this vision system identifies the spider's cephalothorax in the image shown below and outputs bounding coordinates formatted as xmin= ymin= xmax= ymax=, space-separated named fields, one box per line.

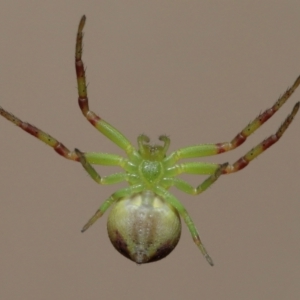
xmin=0 ymin=15 xmax=299 ymax=265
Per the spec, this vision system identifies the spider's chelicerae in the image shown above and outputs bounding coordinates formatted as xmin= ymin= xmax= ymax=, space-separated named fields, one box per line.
xmin=1 ymin=16 xmax=299 ymax=266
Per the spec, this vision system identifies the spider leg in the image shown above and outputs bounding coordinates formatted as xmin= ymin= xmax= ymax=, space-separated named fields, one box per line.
xmin=155 ymin=186 xmax=214 ymax=266
xmin=166 ymin=76 xmax=300 ymax=163
xmin=75 ymin=16 xmax=134 ymax=155
xmin=224 ymin=102 xmax=300 ymax=173
xmin=75 ymin=148 xmax=134 ymax=184
xmin=164 ymin=162 xmax=219 ymax=177
xmin=84 ymin=152 xmax=128 ymax=167
xmin=0 ymin=106 xmax=129 ymax=167
xmin=0 ymin=106 xmax=78 ymax=161
xmin=164 ymin=163 xmax=228 ymax=194
xmin=81 ymin=184 xmax=144 ymax=232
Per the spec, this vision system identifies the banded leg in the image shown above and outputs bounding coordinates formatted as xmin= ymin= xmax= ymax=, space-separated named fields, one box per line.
xmin=0 ymin=107 xmax=129 ymax=167
xmin=81 ymin=184 xmax=144 ymax=232
xmin=155 ymin=186 xmax=214 ymax=266
xmin=224 ymin=102 xmax=300 ymax=173
xmin=166 ymin=76 xmax=300 ymax=162
xmin=164 ymin=163 xmax=228 ymax=194
xmin=75 ymin=16 xmax=134 ymax=154
xmin=0 ymin=107 xmax=78 ymax=161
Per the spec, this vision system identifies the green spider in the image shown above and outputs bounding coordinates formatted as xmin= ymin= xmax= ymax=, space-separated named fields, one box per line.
xmin=1 ymin=15 xmax=299 ymax=266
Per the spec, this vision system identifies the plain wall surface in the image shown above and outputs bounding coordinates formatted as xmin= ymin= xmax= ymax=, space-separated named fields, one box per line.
xmin=0 ymin=2 xmax=299 ymax=300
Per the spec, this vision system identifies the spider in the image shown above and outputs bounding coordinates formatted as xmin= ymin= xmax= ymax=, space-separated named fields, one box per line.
xmin=0 ymin=15 xmax=299 ymax=266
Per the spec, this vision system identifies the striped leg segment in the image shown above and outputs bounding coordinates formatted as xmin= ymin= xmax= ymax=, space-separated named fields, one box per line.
xmin=75 ymin=16 xmax=134 ymax=154
xmin=170 ymin=76 xmax=300 ymax=161
xmin=217 ymin=77 xmax=300 ymax=154
xmin=0 ymin=107 xmax=78 ymax=161
xmin=224 ymin=101 xmax=300 ymax=173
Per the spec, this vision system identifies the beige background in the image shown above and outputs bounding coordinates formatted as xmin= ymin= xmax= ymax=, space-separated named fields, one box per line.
xmin=0 ymin=1 xmax=299 ymax=299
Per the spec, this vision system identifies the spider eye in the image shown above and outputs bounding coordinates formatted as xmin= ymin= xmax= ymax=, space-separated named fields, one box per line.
xmin=107 ymin=191 xmax=181 ymax=264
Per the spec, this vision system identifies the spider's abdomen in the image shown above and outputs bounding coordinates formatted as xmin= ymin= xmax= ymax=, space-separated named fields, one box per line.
xmin=107 ymin=190 xmax=181 ymax=264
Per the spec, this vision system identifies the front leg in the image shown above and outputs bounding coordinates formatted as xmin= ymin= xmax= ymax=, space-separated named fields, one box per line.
xmin=75 ymin=16 xmax=135 ymax=155
xmin=224 ymin=102 xmax=299 ymax=174
xmin=165 ymin=76 xmax=300 ymax=163
xmin=0 ymin=106 xmax=78 ymax=161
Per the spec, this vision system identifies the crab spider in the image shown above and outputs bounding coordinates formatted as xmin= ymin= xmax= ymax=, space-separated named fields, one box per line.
xmin=1 ymin=16 xmax=299 ymax=266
